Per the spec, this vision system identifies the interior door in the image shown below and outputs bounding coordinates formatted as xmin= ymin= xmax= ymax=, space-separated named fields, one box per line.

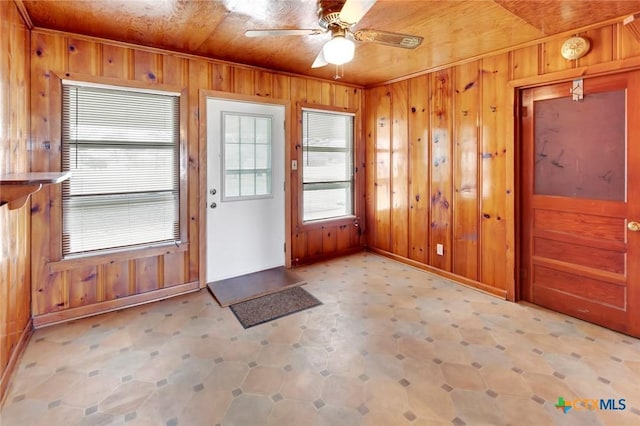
xmin=206 ymin=98 xmax=285 ymax=282
xmin=521 ymin=71 xmax=640 ymax=337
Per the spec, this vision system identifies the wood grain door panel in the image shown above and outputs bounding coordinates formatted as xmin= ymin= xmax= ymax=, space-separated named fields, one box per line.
xmin=521 ymin=71 xmax=640 ymax=337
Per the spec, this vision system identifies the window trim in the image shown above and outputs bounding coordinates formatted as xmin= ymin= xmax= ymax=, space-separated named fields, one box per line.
xmin=297 ymin=104 xmax=359 ymax=230
xmin=52 ymin=72 xmax=189 ymax=262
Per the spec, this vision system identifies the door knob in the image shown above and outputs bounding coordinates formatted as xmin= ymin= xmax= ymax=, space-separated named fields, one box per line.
xmin=210 ymin=188 xmax=217 ymax=195
xmin=628 ymin=221 xmax=640 ymax=232
xmin=210 ymin=202 xmax=217 ymax=209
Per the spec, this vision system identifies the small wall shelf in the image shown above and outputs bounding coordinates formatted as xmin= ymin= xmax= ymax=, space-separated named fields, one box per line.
xmin=0 ymin=172 xmax=71 ymax=210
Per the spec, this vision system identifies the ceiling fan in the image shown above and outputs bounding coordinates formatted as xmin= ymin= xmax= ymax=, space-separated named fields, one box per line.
xmin=245 ymin=0 xmax=423 ymax=70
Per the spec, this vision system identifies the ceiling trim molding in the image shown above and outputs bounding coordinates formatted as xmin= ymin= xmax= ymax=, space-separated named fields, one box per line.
xmin=13 ymin=0 xmax=34 ymax=29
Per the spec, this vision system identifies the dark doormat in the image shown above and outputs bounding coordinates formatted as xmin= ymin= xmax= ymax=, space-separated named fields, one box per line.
xmin=229 ymin=286 xmax=322 ymax=328
xmin=208 ymin=266 xmax=306 ymax=307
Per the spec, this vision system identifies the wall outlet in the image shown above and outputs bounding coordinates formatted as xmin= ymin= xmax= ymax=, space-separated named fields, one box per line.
xmin=436 ymin=244 xmax=444 ymax=256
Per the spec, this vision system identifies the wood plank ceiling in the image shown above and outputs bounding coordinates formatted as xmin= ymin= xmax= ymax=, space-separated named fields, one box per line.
xmin=21 ymin=0 xmax=640 ymax=86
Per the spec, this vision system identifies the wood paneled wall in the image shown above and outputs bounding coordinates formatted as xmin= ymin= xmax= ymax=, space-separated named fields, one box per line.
xmin=365 ymin=21 xmax=640 ymax=299
xmin=0 ymin=0 xmax=31 ymax=402
xmin=28 ymin=29 xmax=364 ymax=325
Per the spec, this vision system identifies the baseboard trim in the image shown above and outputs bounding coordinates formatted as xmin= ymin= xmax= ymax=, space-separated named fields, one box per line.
xmin=292 ymin=247 xmax=364 ymax=267
xmin=33 ymin=281 xmax=200 ymax=328
xmin=366 ymin=248 xmax=508 ymax=299
xmin=0 ymin=318 xmax=33 ymax=405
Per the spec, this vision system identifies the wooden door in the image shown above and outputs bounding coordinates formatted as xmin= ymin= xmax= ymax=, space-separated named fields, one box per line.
xmin=521 ymin=71 xmax=640 ymax=337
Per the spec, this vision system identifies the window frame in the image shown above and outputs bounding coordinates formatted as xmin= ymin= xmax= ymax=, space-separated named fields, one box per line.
xmin=297 ymin=104 xmax=359 ymax=229
xmin=220 ymin=111 xmax=274 ymax=202
xmin=53 ymin=73 xmax=189 ymax=262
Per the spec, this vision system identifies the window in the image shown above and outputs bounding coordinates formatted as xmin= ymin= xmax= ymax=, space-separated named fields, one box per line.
xmin=222 ymin=113 xmax=272 ymax=200
xmin=302 ymin=108 xmax=354 ymax=222
xmin=61 ymin=81 xmax=181 ymax=257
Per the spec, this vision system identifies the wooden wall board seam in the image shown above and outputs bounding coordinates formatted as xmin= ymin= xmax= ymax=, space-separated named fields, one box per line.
xmin=451 ymin=66 xmax=459 ymax=274
xmin=614 ymin=22 xmax=622 ymax=61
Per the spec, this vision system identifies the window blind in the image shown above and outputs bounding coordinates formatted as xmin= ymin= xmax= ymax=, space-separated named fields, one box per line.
xmin=62 ymin=83 xmax=180 ymax=256
xmin=302 ymin=109 xmax=354 ymax=222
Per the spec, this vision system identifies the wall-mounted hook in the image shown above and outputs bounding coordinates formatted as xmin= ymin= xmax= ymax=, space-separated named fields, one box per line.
xmin=570 ymin=78 xmax=584 ymax=101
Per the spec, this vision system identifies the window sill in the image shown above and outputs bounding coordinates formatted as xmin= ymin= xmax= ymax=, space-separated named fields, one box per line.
xmin=48 ymin=241 xmax=189 ymax=273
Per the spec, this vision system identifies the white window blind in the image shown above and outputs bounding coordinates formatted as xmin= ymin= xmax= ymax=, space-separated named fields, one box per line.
xmin=302 ymin=109 xmax=354 ymax=222
xmin=62 ymin=83 xmax=180 ymax=257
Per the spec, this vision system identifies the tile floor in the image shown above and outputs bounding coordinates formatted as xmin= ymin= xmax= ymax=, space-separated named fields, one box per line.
xmin=1 ymin=252 xmax=640 ymax=425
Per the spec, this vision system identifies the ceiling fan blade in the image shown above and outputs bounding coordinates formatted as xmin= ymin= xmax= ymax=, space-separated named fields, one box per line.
xmin=245 ymin=29 xmax=325 ymax=37
xmin=311 ymin=49 xmax=328 ymax=68
xmin=339 ymin=0 xmax=376 ymax=25
xmin=353 ymin=29 xmax=423 ymax=49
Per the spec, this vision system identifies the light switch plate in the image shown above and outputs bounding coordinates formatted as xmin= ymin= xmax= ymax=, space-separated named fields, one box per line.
xmin=292 ymin=160 xmax=298 ymax=170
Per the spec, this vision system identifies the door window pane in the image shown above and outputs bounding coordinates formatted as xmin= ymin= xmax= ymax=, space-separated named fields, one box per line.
xmin=534 ymin=90 xmax=626 ymax=201
xmin=222 ymin=113 xmax=272 ymax=200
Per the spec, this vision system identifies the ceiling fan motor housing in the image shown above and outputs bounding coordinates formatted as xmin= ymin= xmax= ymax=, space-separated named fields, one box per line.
xmin=317 ymin=0 xmax=351 ymax=29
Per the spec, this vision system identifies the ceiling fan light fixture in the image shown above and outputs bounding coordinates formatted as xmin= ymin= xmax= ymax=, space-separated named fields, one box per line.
xmin=322 ymin=34 xmax=355 ymax=65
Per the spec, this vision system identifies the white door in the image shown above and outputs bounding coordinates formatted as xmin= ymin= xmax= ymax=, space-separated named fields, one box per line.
xmin=206 ymin=98 xmax=285 ymax=282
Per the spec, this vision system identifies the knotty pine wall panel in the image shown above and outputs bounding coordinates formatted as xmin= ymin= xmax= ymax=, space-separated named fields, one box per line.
xmin=365 ymin=21 xmax=640 ymax=298
xmin=31 ymin=31 xmax=66 ymax=316
xmin=480 ymin=53 xmax=509 ymax=292
xmin=233 ymin=67 xmax=254 ymax=95
xmin=102 ymin=44 xmax=130 ymax=79
xmin=390 ymin=81 xmax=409 ymax=258
xmin=372 ymin=85 xmax=392 ymax=252
xmin=407 ymin=76 xmax=430 ymax=264
xmin=211 ymin=62 xmax=233 ymax=92
xmin=254 ymin=70 xmax=273 ymax=98
xmin=134 ymin=50 xmax=162 ymax=84
xmin=28 ymin=29 xmax=364 ymax=324
xmin=452 ymin=61 xmax=480 ymax=281
xmin=429 ymin=70 xmax=453 ymax=272
xmin=68 ymin=266 xmax=98 ymax=308
xmin=0 ymin=0 xmax=31 ymax=402
xmin=364 ymin=89 xmax=377 ymax=246
xmin=580 ymin=26 xmax=614 ymax=67
xmin=272 ymin=74 xmax=290 ymax=100
xmin=103 ymin=261 xmax=130 ymax=300
xmin=187 ymin=58 xmax=208 ymax=285
xmin=68 ymin=38 xmax=100 ymax=75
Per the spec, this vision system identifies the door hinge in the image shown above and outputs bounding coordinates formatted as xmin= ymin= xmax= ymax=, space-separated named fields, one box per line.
xmin=284 ymin=242 xmax=286 ymax=252
xmin=521 ymin=106 xmax=528 ymax=117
